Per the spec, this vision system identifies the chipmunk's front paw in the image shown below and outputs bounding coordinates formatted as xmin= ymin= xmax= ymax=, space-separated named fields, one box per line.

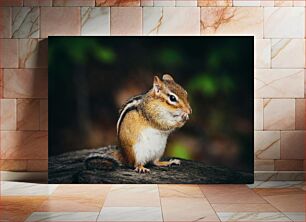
xmin=134 ymin=166 xmax=150 ymax=173
xmin=169 ymin=159 xmax=181 ymax=165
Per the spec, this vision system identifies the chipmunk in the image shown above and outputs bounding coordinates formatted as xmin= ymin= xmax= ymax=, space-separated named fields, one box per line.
xmin=85 ymin=74 xmax=192 ymax=173
xmin=116 ymin=74 xmax=192 ymax=173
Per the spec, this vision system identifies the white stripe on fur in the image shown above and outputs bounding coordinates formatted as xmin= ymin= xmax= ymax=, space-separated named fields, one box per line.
xmin=117 ymin=98 xmax=142 ymax=134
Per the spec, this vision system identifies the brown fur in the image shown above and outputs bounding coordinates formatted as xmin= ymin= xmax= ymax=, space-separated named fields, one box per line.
xmin=118 ymin=109 xmax=149 ymax=166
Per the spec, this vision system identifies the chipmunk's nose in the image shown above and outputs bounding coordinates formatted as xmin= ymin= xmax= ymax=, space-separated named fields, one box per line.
xmin=184 ymin=106 xmax=192 ymax=115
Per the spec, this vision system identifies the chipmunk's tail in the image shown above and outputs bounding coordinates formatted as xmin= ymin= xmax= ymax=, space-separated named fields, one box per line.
xmin=84 ymin=147 xmax=124 ymax=171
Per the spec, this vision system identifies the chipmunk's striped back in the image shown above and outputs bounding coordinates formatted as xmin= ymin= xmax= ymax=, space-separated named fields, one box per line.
xmin=117 ymin=94 xmax=144 ymax=134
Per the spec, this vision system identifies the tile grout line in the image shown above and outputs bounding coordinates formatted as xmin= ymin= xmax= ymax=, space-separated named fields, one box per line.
xmin=157 ymin=184 xmax=165 ymax=222
xmin=269 ymin=205 xmax=295 ymax=222
xmin=95 ymin=184 xmax=112 ymax=221
xmin=197 ymin=184 xmax=222 ymax=222
xmin=199 ymin=184 xmax=295 ymax=221
xmin=252 ymin=188 xmax=296 ymax=221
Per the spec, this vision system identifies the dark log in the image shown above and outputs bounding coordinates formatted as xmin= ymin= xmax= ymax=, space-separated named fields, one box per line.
xmin=48 ymin=145 xmax=253 ymax=184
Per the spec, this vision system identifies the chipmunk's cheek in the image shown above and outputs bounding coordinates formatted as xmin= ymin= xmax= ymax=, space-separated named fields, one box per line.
xmin=175 ymin=119 xmax=187 ymax=128
xmin=177 ymin=122 xmax=185 ymax=128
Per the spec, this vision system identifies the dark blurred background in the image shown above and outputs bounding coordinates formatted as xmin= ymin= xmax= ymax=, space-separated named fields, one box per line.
xmin=49 ymin=36 xmax=254 ymax=173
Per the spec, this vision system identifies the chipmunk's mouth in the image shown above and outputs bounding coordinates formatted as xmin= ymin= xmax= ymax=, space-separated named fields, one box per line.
xmin=181 ymin=113 xmax=189 ymax=121
xmin=172 ymin=113 xmax=189 ymax=121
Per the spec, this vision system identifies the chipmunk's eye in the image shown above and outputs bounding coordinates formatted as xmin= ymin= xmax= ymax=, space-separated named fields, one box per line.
xmin=169 ymin=94 xmax=177 ymax=103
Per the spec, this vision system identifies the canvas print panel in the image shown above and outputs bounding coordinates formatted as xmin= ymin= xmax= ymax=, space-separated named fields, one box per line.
xmin=48 ymin=36 xmax=254 ymax=184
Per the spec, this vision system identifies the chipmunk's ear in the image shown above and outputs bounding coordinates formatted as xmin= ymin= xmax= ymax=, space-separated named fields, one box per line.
xmin=153 ymin=76 xmax=162 ymax=94
xmin=162 ymin=74 xmax=174 ymax=81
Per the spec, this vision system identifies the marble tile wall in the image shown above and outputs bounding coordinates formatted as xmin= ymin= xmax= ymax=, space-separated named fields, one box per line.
xmin=0 ymin=0 xmax=304 ymax=180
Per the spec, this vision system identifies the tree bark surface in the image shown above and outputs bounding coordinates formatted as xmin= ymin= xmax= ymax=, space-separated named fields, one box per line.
xmin=48 ymin=145 xmax=253 ymax=184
